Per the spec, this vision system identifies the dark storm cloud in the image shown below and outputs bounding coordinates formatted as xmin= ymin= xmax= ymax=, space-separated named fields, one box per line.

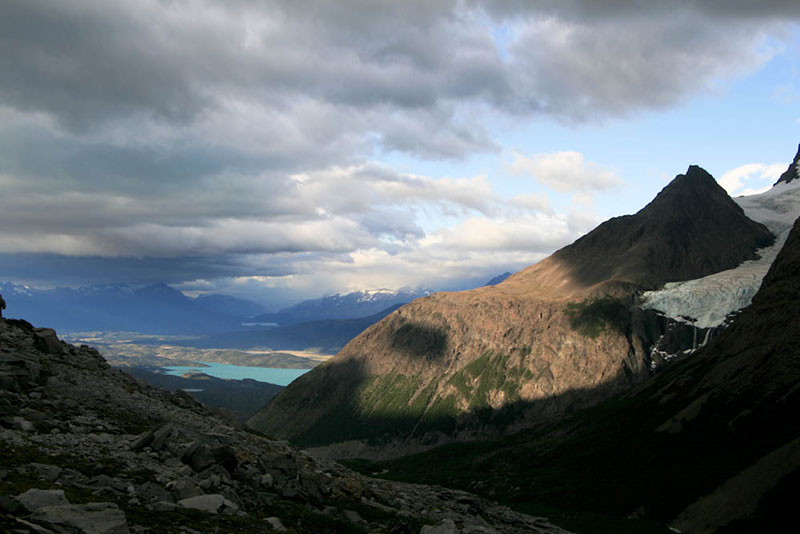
xmin=0 ymin=0 xmax=797 ymax=291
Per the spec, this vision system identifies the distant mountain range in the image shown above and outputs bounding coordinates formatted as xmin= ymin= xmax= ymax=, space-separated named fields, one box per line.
xmin=0 ymin=282 xmax=259 ymax=335
xmin=0 ymin=276 xmax=512 ymax=339
xmin=249 ymin=288 xmax=431 ymax=326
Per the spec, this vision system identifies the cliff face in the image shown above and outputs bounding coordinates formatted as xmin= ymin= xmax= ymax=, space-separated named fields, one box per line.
xmin=249 ymin=166 xmax=775 ymax=455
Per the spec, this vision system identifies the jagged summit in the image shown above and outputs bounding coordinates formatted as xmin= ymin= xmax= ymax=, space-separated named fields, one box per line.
xmin=775 ymin=143 xmax=800 ymax=186
xmin=546 ymin=165 xmax=774 ymax=290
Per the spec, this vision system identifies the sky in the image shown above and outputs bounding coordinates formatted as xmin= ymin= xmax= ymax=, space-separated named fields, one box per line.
xmin=1 ymin=1 xmax=799 ymax=310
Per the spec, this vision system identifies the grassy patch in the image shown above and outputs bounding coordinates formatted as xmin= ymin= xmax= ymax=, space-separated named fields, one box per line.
xmin=564 ymin=297 xmax=631 ymax=338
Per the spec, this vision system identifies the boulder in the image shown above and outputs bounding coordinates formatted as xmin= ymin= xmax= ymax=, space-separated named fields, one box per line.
xmin=178 ymin=494 xmax=239 ymax=515
xmin=28 ymin=463 xmax=62 ymax=482
xmin=265 ymin=516 xmax=288 ymax=532
xmin=421 ymin=518 xmax=459 ymax=534
xmin=15 ymin=488 xmax=70 ymax=512
xmin=33 ymin=328 xmax=63 ymax=355
xmin=149 ymin=424 xmax=175 ymax=452
xmin=181 ymin=442 xmax=215 ymax=472
xmin=30 ymin=502 xmax=129 ymax=534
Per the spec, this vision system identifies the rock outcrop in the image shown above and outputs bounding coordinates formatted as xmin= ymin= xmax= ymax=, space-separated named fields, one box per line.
xmin=0 ymin=317 xmax=569 ymax=533
xmin=249 ymin=166 xmax=775 ymax=457
xmin=775 ymin=143 xmax=800 ymax=185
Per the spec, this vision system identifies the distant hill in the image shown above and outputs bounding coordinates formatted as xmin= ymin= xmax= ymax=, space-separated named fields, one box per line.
xmin=178 ymin=304 xmax=404 ymax=353
xmin=193 ymin=293 xmax=266 ymax=318
xmin=123 ymin=366 xmax=283 ymax=421
xmin=250 ymin=288 xmax=429 ymax=326
xmin=0 ymin=282 xmax=242 ymax=335
xmin=484 ymin=272 xmax=512 ymax=286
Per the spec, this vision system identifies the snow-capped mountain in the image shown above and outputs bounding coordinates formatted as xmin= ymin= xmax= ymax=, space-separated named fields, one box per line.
xmin=249 ymin=287 xmax=431 ymax=326
xmin=642 ymin=167 xmax=800 ymax=329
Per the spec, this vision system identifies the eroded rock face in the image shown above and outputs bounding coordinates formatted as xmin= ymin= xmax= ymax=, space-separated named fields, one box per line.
xmin=0 ymin=317 xmax=570 ymax=533
xmin=250 ymin=167 xmax=776 ymax=455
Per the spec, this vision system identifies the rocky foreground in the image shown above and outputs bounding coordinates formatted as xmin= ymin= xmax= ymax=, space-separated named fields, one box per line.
xmin=0 ymin=319 xmax=569 ymax=533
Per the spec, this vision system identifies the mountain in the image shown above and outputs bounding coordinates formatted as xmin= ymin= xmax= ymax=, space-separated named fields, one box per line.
xmin=0 ymin=316 xmax=568 ymax=533
xmin=193 ymin=293 xmax=266 ymax=319
xmin=775 ymin=143 xmax=799 ymax=185
xmin=359 ymin=213 xmax=800 ymax=533
xmin=248 ymin=165 xmax=776 ymax=454
xmin=0 ymin=282 xmax=243 ymax=335
xmin=178 ymin=304 xmax=404 ymax=354
xmin=485 ymin=272 xmax=512 ymax=286
xmin=250 ymin=288 xmax=430 ymax=326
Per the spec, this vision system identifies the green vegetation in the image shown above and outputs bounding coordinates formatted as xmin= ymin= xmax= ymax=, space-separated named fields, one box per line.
xmin=565 ymin=297 xmax=631 ymax=338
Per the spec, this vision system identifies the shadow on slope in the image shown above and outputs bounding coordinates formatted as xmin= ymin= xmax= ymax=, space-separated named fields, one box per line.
xmin=249 ymin=165 xmax=778 ymax=460
xmin=350 ymin=216 xmax=800 ymax=534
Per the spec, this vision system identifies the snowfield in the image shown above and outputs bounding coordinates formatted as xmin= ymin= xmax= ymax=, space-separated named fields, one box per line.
xmin=641 ymin=180 xmax=800 ymax=328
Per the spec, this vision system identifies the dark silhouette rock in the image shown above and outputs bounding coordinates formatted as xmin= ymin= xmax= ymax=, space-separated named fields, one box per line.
xmin=775 ymin=143 xmax=800 ymax=185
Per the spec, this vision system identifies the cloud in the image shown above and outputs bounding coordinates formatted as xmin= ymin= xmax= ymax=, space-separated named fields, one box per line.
xmin=718 ymin=162 xmax=787 ymax=196
xmin=0 ymin=0 xmax=798 ymax=299
xmin=508 ymin=151 xmax=623 ymax=192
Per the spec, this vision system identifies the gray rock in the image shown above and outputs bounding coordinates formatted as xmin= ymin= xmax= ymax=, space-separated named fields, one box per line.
xmin=29 ymin=462 xmax=63 ymax=482
xmin=30 ymin=502 xmax=129 ymax=534
xmin=181 ymin=442 xmax=215 ymax=472
xmin=149 ymin=424 xmax=175 ymax=452
xmin=148 ymin=501 xmax=182 ymax=512
xmin=265 ymin=516 xmax=288 ymax=532
xmin=33 ymin=328 xmax=64 ymax=355
xmin=135 ymin=481 xmax=173 ymax=504
xmin=421 ymin=518 xmax=459 ymax=534
xmin=0 ymin=495 xmax=21 ymax=513
xmin=130 ymin=429 xmax=155 ymax=451
xmin=5 ymin=416 xmax=34 ymax=432
xmin=178 ymin=494 xmax=239 ymax=515
xmin=343 ymin=509 xmax=366 ymax=525
xmin=15 ymin=488 xmax=70 ymax=512
xmin=260 ymin=473 xmax=274 ymax=487
xmin=166 ymin=478 xmax=203 ymax=500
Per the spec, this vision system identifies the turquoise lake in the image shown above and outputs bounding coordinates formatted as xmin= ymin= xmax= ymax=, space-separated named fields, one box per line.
xmin=162 ymin=361 xmax=311 ymax=386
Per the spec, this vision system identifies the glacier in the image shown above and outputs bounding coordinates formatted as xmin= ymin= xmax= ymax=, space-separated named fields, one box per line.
xmin=641 ymin=179 xmax=800 ymax=329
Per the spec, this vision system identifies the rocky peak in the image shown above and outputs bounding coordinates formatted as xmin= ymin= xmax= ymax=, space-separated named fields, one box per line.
xmin=552 ymin=165 xmax=774 ymax=289
xmin=774 ymin=143 xmax=800 ymax=186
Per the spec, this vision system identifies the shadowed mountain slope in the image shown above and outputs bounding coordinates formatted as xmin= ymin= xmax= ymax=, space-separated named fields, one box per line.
xmin=360 ymin=214 xmax=800 ymax=534
xmin=249 ymin=166 xmax=775 ymax=453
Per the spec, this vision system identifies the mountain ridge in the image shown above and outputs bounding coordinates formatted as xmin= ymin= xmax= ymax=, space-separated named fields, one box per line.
xmin=360 ymin=213 xmax=800 ymax=533
xmin=249 ymin=164 xmax=778 ymax=454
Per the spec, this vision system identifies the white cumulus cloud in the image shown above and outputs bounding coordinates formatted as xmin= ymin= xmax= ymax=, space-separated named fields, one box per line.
xmin=508 ymin=150 xmax=623 ymax=192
